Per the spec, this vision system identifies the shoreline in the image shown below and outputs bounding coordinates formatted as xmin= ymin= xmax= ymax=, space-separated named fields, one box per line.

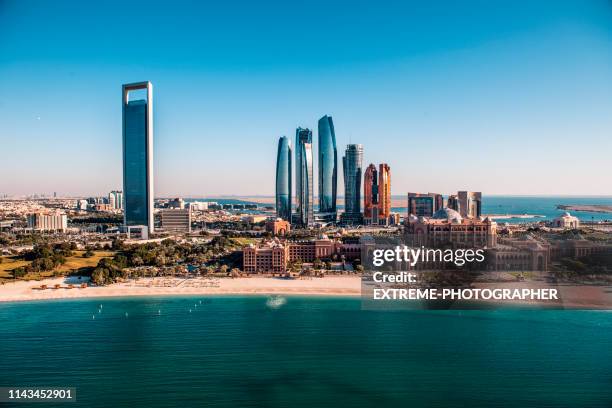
xmin=0 ymin=276 xmax=362 ymax=303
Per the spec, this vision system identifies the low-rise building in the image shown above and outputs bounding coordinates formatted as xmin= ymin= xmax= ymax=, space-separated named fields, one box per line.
xmin=160 ymin=208 xmax=191 ymax=232
xmin=242 ymin=235 xmax=361 ymax=274
xmin=405 ymin=207 xmax=497 ymax=249
xmin=551 ymin=212 xmax=580 ymax=229
xmin=243 ymin=239 xmax=288 ymax=274
xmin=27 ymin=212 xmax=68 ymax=232
xmin=266 ymin=218 xmax=290 ymax=236
xmin=487 ymin=236 xmax=550 ymax=271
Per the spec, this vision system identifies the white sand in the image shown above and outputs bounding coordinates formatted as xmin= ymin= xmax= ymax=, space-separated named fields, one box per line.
xmin=0 ymin=276 xmax=362 ymax=302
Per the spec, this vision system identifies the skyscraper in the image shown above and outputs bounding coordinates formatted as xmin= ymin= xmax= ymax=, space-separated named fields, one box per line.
xmin=318 ymin=115 xmax=337 ymax=218
xmin=295 ymin=127 xmax=314 ymax=227
xmin=275 ymin=136 xmax=292 ymax=221
xmin=364 ymin=164 xmax=379 ymax=223
xmin=457 ymin=191 xmax=482 ymax=218
xmin=364 ymin=163 xmax=391 ymax=225
xmin=341 ymin=144 xmax=363 ymax=225
xmin=122 ymin=81 xmax=154 ymax=234
xmin=379 ymin=163 xmax=391 ymax=221
xmin=407 ymin=192 xmax=443 ymax=217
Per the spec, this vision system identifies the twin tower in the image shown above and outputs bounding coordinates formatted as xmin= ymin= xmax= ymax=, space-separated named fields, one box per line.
xmin=275 ymin=115 xmax=365 ymax=227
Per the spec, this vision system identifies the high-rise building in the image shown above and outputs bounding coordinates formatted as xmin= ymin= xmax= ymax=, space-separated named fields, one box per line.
xmin=122 ymin=81 xmax=154 ymax=234
xmin=108 ymin=190 xmax=123 ymax=210
xmin=275 ymin=136 xmax=292 ymax=221
xmin=458 ymin=191 xmax=482 ymax=219
xmin=318 ymin=115 xmax=337 ymax=218
xmin=364 ymin=163 xmax=391 ymax=225
xmin=364 ymin=164 xmax=379 ymax=223
xmin=407 ymin=192 xmax=443 ymax=217
xmin=447 ymin=194 xmax=459 ymax=212
xmin=341 ymin=144 xmax=363 ymax=225
xmin=295 ymin=128 xmax=314 ymax=227
xmin=379 ymin=163 xmax=391 ymax=221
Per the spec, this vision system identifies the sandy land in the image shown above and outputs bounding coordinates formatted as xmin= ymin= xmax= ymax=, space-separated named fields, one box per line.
xmin=557 ymin=204 xmax=612 ymax=214
xmin=0 ymin=276 xmax=362 ymax=303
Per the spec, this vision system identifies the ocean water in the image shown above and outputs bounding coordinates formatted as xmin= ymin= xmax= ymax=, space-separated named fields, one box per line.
xmin=187 ymin=196 xmax=612 ymax=224
xmin=0 ymin=297 xmax=610 ymax=407
xmin=395 ymin=196 xmax=612 ymax=223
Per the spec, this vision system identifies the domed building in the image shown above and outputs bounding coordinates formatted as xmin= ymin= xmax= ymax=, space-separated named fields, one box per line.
xmin=405 ymin=207 xmax=496 ymax=248
xmin=551 ymin=212 xmax=580 ymax=229
xmin=431 ymin=207 xmax=463 ymax=223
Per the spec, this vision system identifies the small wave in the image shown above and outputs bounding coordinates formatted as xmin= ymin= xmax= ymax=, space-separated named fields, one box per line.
xmin=266 ymin=296 xmax=287 ymax=309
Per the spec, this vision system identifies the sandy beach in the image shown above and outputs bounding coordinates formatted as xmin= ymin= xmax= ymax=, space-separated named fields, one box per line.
xmin=0 ymin=276 xmax=362 ymax=302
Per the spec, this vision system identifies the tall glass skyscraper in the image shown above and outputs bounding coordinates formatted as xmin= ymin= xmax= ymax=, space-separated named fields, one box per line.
xmin=295 ymin=127 xmax=314 ymax=227
xmin=318 ymin=115 xmax=337 ymax=217
xmin=122 ymin=81 xmax=154 ymax=234
xmin=275 ymin=136 xmax=292 ymax=221
xmin=341 ymin=144 xmax=363 ymax=225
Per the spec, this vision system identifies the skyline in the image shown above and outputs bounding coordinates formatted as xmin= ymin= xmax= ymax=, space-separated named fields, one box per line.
xmin=1 ymin=1 xmax=612 ymax=196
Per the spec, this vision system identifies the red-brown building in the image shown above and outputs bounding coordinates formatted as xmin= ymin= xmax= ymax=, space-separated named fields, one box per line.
xmin=364 ymin=163 xmax=391 ymax=225
xmin=266 ymin=218 xmax=291 ymax=236
xmin=242 ymin=235 xmax=362 ymax=274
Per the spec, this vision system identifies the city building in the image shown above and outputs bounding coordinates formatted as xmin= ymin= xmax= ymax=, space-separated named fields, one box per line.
xmin=167 ymin=198 xmax=185 ymax=209
xmin=108 ymin=190 xmax=123 ymax=210
xmin=340 ymin=144 xmax=363 ymax=225
xmin=242 ymin=215 xmax=268 ymax=223
xmin=266 ymin=218 xmax=291 ymax=236
xmin=364 ymin=163 xmax=391 ymax=225
xmin=122 ymin=81 xmax=154 ymax=234
xmin=242 ymin=235 xmax=361 ymax=274
xmin=407 ymin=192 xmax=443 ymax=217
xmin=275 ymin=136 xmax=292 ymax=221
xmin=295 ymin=127 xmax=314 ymax=227
xmin=159 ymin=208 xmax=191 ymax=232
xmin=77 ymin=199 xmax=89 ymax=211
xmin=457 ymin=191 xmax=482 ymax=218
xmin=318 ymin=115 xmax=338 ymax=221
xmin=551 ymin=212 xmax=580 ymax=229
xmin=95 ymin=203 xmax=113 ymax=212
xmin=405 ymin=207 xmax=497 ymax=249
xmin=27 ymin=212 xmax=68 ymax=232
xmin=188 ymin=201 xmax=210 ymax=211
xmin=447 ymin=195 xmax=459 ymax=211
xmin=487 ymin=236 xmax=549 ymax=272
xmin=243 ymin=239 xmax=288 ymax=274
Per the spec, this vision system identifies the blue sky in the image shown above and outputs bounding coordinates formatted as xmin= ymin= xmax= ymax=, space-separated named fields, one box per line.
xmin=1 ymin=0 xmax=611 ymax=197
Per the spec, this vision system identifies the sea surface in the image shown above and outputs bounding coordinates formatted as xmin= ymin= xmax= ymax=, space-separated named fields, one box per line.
xmin=0 ymin=296 xmax=611 ymax=407
xmin=390 ymin=196 xmax=612 ymax=224
xmin=186 ymin=196 xmax=612 ymax=224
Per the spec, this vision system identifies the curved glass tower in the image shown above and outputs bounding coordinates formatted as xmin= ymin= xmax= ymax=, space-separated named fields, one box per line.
xmin=275 ymin=136 xmax=292 ymax=221
xmin=295 ymin=127 xmax=314 ymax=227
xmin=318 ymin=115 xmax=337 ymax=217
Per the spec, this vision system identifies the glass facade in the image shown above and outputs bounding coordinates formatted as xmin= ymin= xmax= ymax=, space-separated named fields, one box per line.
xmin=295 ymin=128 xmax=314 ymax=226
xmin=122 ymin=82 xmax=153 ymax=233
xmin=275 ymin=136 xmax=292 ymax=221
xmin=343 ymin=144 xmax=363 ymax=217
xmin=318 ymin=115 xmax=337 ymax=215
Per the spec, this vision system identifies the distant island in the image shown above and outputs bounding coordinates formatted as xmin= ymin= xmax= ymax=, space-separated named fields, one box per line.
xmin=557 ymin=204 xmax=612 ymax=214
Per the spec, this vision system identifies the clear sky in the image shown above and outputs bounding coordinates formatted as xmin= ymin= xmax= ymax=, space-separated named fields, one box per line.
xmin=1 ymin=0 xmax=611 ymax=197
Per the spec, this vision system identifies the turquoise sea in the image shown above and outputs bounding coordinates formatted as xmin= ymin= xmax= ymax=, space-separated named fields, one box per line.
xmin=187 ymin=196 xmax=612 ymax=224
xmin=0 ymin=296 xmax=610 ymax=407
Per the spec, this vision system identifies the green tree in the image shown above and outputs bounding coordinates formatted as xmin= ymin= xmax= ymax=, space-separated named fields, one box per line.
xmin=13 ymin=267 xmax=26 ymax=279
